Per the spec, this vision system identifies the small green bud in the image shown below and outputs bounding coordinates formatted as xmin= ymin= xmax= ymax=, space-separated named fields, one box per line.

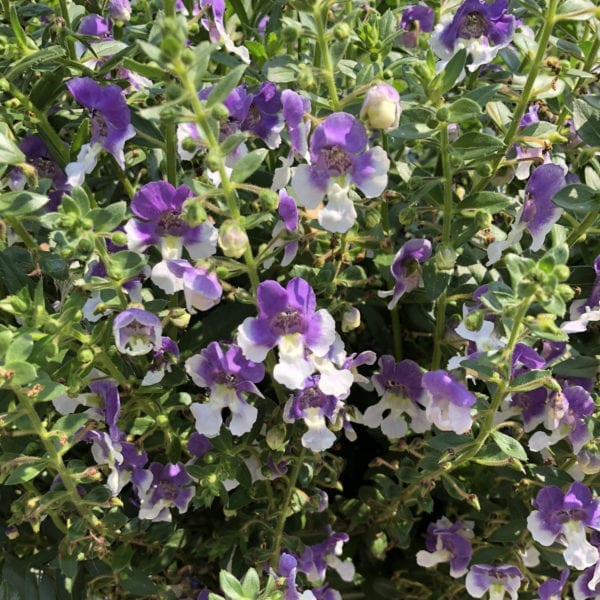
xmin=8 ymin=296 xmax=29 ymax=313
xmin=464 ymin=309 xmax=484 ymax=332
xmin=78 ymin=348 xmax=95 ymax=364
xmin=81 ymin=217 xmax=94 ymax=230
xmin=434 ymin=243 xmax=457 ymax=271
xmin=160 ymin=38 xmax=182 ymax=62
xmin=297 ymin=66 xmax=316 ymax=91
xmin=165 ymin=83 xmax=182 ymax=100
xmin=183 ymin=202 xmax=207 ymax=227
xmin=169 ymin=308 xmax=191 ymax=328
xmin=77 ymin=238 xmax=94 ymax=254
xmin=398 ymin=207 xmax=417 ymax=225
xmin=180 ymin=48 xmax=195 ymax=66
xmin=203 ymin=452 xmax=217 ymax=464
xmin=474 ymin=211 xmax=492 ymax=229
xmin=369 ymin=52 xmax=379 ymax=62
xmin=58 ymin=247 xmax=74 ymax=259
xmin=363 ymin=207 xmax=381 ymax=229
xmin=341 ymin=307 xmax=361 ymax=332
xmin=426 ymin=117 xmax=439 ymax=129
xmin=474 ymin=162 xmax=492 ymax=177
xmin=181 ymin=136 xmax=199 ymax=154
xmin=266 ymin=424 xmax=287 ymax=451
xmin=111 ymin=231 xmax=128 ymax=246
xmin=556 ymin=284 xmax=574 ymax=302
xmin=218 ymin=220 xmax=249 ymax=258
xmin=155 ymin=414 xmax=170 ymax=429
xmin=210 ymin=102 xmax=230 ymax=122
xmin=554 ymin=265 xmax=569 ymax=282
xmin=333 ymin=23 xmax=351 ymax=41
xmin=383 ymin=69 xmax=394 ymax=80
xmin=436 ymin=107 xmax=449 ymax=122
xmin=43 ymin=320 xmax=59 ymax=334
xmin=281 ymin=25 xmax=299 ymax=44
xmin=204 ymin=151 xmax=221 ymax=172
xmin=215 ymin=266 xmax=229 ymax=280
xmin=259 ymin=189 xmax=279 ymax=211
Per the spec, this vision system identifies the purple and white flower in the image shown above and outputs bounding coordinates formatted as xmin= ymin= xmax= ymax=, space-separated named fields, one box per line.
xmin=125 ymin=181 xmax=218 ymax=260
xmin=416 ymin=516 xmax=474 ymax=578
xmin=264 ymin=190 xmax=299 ymax=268
xmin=109 ymin=0 xmax=131 ymax=21
xmin=185 ymin=342 xmax=265 ymax=437
xmin=359 ymin=83 xmax=401 ymax=132
xmin=527 ymin=482 xmax=600 ymax=570
xmin=398 ymin=5 xmax=435 ymax=47
xmin=431 ymin=0 xmax=516 ymax=73
xmin=136 ymin=462 xmax=195 ymax=522
xmin=141 ymin=337 xmax=180 ymax=386
xmin=113 ymin=308 xmax=162 ymax=356
xmin=238 ymin=277 xmax=336 ymax=390
xmin=378 ymin=238 xmax=432 ymax=309
xmin=561 ymin=256 xmax=600 ymax=334
xmin=291 ymin=112 xmax=389 ymax=233
xmin=362 ymin=356 xmax=429 ymax=439
xmin=487 ymin=163 xmax=567 ymax=265
xmin=151 ymin=259 xmax=222 ymax=313
xmin=421 ymin=370 xmax=476 ymax=434
xmin=199 ymin=0 xmax=250 ymax=63
xmin=538 ymin=569 xmax=569 ymax=600
xmin=298 ymin=529 xmax=355 ymax=583
xmin=574 ymin=560 xmax=600 ymax=600
xmin=465 ymin=564 xmax=523 ymax=599
xmin=65 ymin=77 xmax=135 ymax=186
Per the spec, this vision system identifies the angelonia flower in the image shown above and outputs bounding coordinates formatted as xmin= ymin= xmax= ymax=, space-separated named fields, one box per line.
xmin=136 ymin=462 xmax=194 ymax=522
xmin=528 ymin=385 xmax=594 ymax=454
xmin=526 ymin=482 xmax=600 ymax=570
xmin=65 ymin=77 xmax=135 ymax=186
xmin=378 ymin=238 xmax=432 ymax=309
xmin=359 ymin=83 xmax=401 ymax=132
xmin=573 ymin=551 xmax=600 ymax=600
xmin=113 ymin=308 xmax=162 ymax=356
xmin=416 ymin=516 xmax=474 ymax=578
xmin=298 ymin=529 xmax=355 ymax=584
xmin=398 ymin=5 xmax=435 ymax=47
xmin=487 ymin=163 xmax=567 ymax=265
xmin=141 ymin=337 xmax=180 ymax=386
xmin=151 ymin=259 xmax=223 ymax=314
xmin=109 ymin=0 xmax=131 ymax=21
xmin=75 ymin=15 xmax=112 ymax=63
xmin=238 ymin=277 xmax=336 ymax=390
xmin=125 ymin=181 xmax=217 ymax=260
xmin=421 ymin=370 xmax=476 ymax=434
xmin=465 ymin=564 xmax=523 ymax=599
xmin=362 ymin=356 xmax=429 ymax=439
xmin=185 ymin=342 xmax=265 ymax=437
xmin=199 ymin=0 xmax=250 ymax=63
xmin=291 ymin=112 xmax=389 ymax=233
xmin=431 ymin=0 xmax=516 ymax=73
xmin=341 ymin=307 xmax=361 ymax=332
xmin=264 ymin=190 xmax=299 ymax=268
xmin=538 ymin=568 xmax=569 ymax=600
xmin=561 ymin=256 xmax=600 ymax=334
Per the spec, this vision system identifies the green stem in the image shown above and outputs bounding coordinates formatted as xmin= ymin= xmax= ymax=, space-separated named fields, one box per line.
xmin=271 ymin=447 xmax=307 ymax=567
xmin=57 ymin=0 xmax=76 ymax=60
xmin=566 ymin=211 xmax=600 ymax=246
xmin=164 ymin=122 xmax=178 ymax=186
xmin=471 ymin=0 xmax=559 ymax=194
xmin=4 ymin=216 xmax=38 ymax=253
xmin=313 ymin=4 xmax=340 ymax=111
xmin=391 ymin=305 xmax=402 ymax=361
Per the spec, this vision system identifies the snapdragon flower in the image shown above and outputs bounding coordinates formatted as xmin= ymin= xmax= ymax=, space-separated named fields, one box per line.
xmin=527 ymin=482 xmax=600 ymax=570
xmin=378 ymin=238 xmax=432 ymax=309
xmin=113 ymin=308 xmax=162 ymax=356
xmin=136 ymin=462 xmax=195 ymax=522
xmin=291 ymin=112 xmax=389 ymax=233
xmin=431 ymin=0 xmax=516 ymax=73
xmin=65 ymin=77 xmax=135 ymax=186
xmin=421 ymin=370 xmax=476 ymax=434
xmin=185 ymin=342 xmax=265 ymax=437
xmin=238 ymin=277 xmax=336 ymax=390
xmin=125 ymin=181 xmax=217 ymax=260
xmin=561 ymin=256 xmax=600 ymax=334
xmin=465 ymin=564 xmax=523 ymax=599
xmin=363 ymin=355 xmax=429 ymax=439
xmin=416 ymin=516 xmax=474 ymax=578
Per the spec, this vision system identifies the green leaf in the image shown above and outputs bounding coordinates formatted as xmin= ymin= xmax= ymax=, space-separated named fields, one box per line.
xmin=206 ymin=64 xmax=247 ymax=108
xmin=39 ymin=251 xmax=69 ymax=280
xmin=509 ymin=369 xmax=553 ymax=392
xmin=553 ymin=356 xmax=599 ymax=379
xmin=88 ymin=202 xmax=126 ymax=233
xmin=0 ymin=191 xmax=49 ymax=215
xmin=440 ymin=48 xmax=467 ymax=93
xmin=122 ymin=57 xmax=166 ymax=81
xmin=241 ymin=568 xmax=260 ymax=600
xmin=118 ymin=570 xmax=160 ymax=596
xmin=6 ymin=46 xmax=66 ymax=81
xmin=421 ymin=262 xmax=450 ymax=300
xmin=219 ymin=570 xmax=245 ymax=599
xmin=108 ymin=251 xmax=147 ymax=279
xmin=573 ymin=98 xmax=600 ymax=146
xmin=4 ymin=360 xmax=37 ymax=385
xmin=137 ymin=40 xmax=163 ymax=63
xmin=446 ymin=98 xmax=482 ymax=123
xmin=460 ymin=192 xmax=514 ymax=213
xmin=0 ymin=247 xmax=34 ymax=293
xmin=519 ymin=121 xmax=558 ymax=138
xmin=5 ymin=460 xmax=48 ymax=485
xmin=0 ymin=128 xmax=25 ymax=165
xmin=451 ymin=133 xmax=504 ymax=161
xmin=53 ymin=413 xmax=90 ymax=436
xmin=491 ymin=430 xmax=528 ymax=461
xmin=230 ymin=148 xmax=268 ymax=183
xmin=130 ymin=111 xmax=165 ymax=148
xmin=552 ymin=184 xmax=599 ymax=216
xmin=264 ymin=55 xmax=297 ymax=83
xmin=557 ymin=0 xmax=596 ymax=19
xmin=5 ymin=334 xmax=33 ymax=363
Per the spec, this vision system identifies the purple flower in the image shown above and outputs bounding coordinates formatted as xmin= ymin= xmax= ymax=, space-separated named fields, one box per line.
xmin=520 ymin=104 xmax=541 ymax=127
xmin=528 ymin=385 xmax=594 ymax=454
xmin=113 ymin=308 xmax=162 ymax=356
xmin=185 ymin=342 xmax=265 ymax=437
xmin=187 ymin=432 xmax=212 ymax=457
xmin=151 ymin=259 xmax=222 ymax=313
xmin=283 ymin=90 xmax=312 ymax=159
xmin=363 ymin=356 xmax=429 ymax=439
xmin=398 ymin=5 xmax=435 ymax=47
xmin=136 ymin=462 xmax=194 ymax=522
xmin=238 ymin=278 xmax=336 ymax=390
xmin=487 ymin=164 xmax=567 ymax=265
xmin=141 ymin=337 xmax=180 ymax=386
xmin=109 ymin=0 xmax=131 ymax=21
xmin=421 ymin=370 xmax=476 ymax=434
xmin=378 ymin=238 xmax=432 ymax=309
xmin=125 ymin=181 xmax=217 ymax=260
xmin=465 ymin=564 xmax=523 ymax=599
xmin=199 ymin=0 xmax=249 ymax=63
xmin=574 ymin=564 xmax=600 ymax=599
xmin=360 ymin=83 xmax=401 ymax=131
xmin=527 ymin=482 xmax=600 ymax=569
xmin=265 ymin=190 xmax=299 ymax=268
xmin=562 ymin=256 xmax=600 ymax=334
xmin=538 ymin=569 xmax=569 ymax=600
xmin=416 ymin=516 xmax=474 ymax=578
xmin=432 ymin=0 xmax=516 ymax=72
xmin=241 ymin=81 xmax=283 ymax=149
xmin=291 ymin=112 xmax=389 ymax=233
xmin=65 ymin=77 xmax=135 ymax=185
xmin=298 ymin=530 xmax=355 ymax=583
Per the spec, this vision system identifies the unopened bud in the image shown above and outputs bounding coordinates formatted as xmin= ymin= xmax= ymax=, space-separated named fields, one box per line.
xmin=363 ymin=207 xmax=381 ymax=229
xmin=169 ymin=308 xmax=191 ymax=328
xmin=434 ymin=243 xmax=457 ymax=271
xmin=218 ymin=220 xmax=249 ymax=258
xmin=210 ymin=102 xmax=230 ymax=122
xmin=204 ymin=151 xmax=221 ymax=172
xmin=259 ymin=189 xmax=279 ymax=211
xmin=333 ymin=23 xmax=351 ymax=41
xmin=111 ymin=231 xmax=128 ymax=246
xmin=78 ymin=348 xmax=95 ymax=364
xmin=341 ymin=307 xmax=361 ymax=332
xmin=474 ymin=211 xmax=492 ymax=229
xmin=266 ymin=424 xmax=287 ymax=451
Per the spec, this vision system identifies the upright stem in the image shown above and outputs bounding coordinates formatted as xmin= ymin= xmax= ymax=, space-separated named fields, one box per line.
xmin=471 ymin=0 xmax=559 ymax=194
xmin=313 ymin=4 xmax=340 ymax=111
xmin=57 ymin=0 xmax=76 ymax=60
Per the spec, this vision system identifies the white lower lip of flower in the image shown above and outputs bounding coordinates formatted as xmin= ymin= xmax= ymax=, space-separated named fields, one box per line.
xmin=562 ymin=520 xmax=600 ymax=569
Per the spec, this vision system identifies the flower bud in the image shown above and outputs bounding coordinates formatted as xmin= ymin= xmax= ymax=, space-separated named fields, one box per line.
xmin=111 ymin=231 xmax=128 ymax=246
xmin=211 ymin=102 xmax=230 ymax=122
xmin=266 ymin=424 xmax=287 ymax=451
xmin=5 ymin=526 xmax=19 ymax=540
xmin=474 ymin=210 xmax=492 ymax=229
xmin=109 ymin=0 xmax=131 ymax=22
xmin=553 ymin=265 xmax=569 ymax=282
xmin=434 ymin=243 xmax=457 ymax=271
xmin=282 ymin=25 xmax=299 ymax=44
xmin=333 ymin=22 xmax=351 ymax=41
xmin=363 ymin=207 xmax=381 ymax=229
xmin=297 ymin=66 xmax=316 ymax=91
xmin=218 ymin=220 xmax=249 ymax=258
xmin=78 ymin=348 xmax=95 ymax=364
xmin=341 ymin=307 xmax=361 ymax=332
xmin=259 ymin=189 xmax=279 ymax=211
xmin=169 ymin=308 xmax=191 ymax=328
xmin=204 ymin=151 xmax=221 ymax=172
xmin=155 ymin=414 xmax=170 ymax=429
xmin=436 ymin=107 xmax=449 ymax=122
